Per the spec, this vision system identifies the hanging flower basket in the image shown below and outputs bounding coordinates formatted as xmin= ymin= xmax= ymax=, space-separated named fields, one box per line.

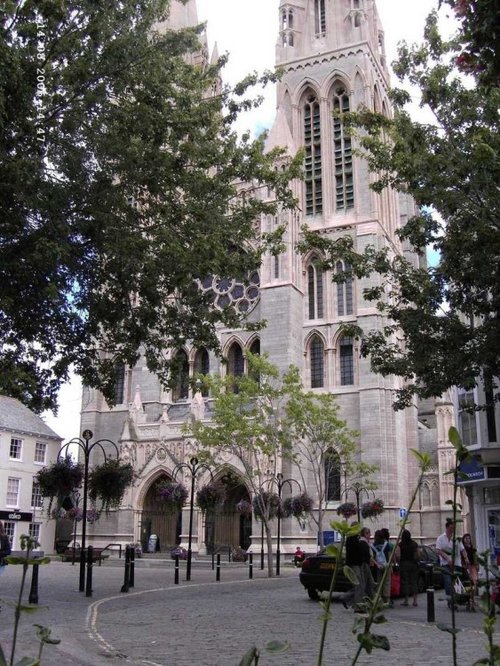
xmin=361 ymin=498 xmax=384 ymax=519
xmin=337 ymin=502 xmax=358 ymax=519
xmin=196 ymin=482 xmax=225 ymax=513
xmin=231 ymin=546 xmax=248 ymax=562
xmin=86 ymin=508 xmax=100 ymax=524
xmin=36 ymin=456 xmax=84 ymax=517
xmin=236 ymin=499 xmax=252 ymax=517
xmin=157 ymin=482 xmax=188 ymax=513
xmin=283 ymin=493 xmax=314 ymax=519
xmin=88 ymin=459 xmax=134 ymax=514
xmin=65 ymin=507 xmax=83 ymax=522
xmin=252 ymin=491 xmax=281 ymax=520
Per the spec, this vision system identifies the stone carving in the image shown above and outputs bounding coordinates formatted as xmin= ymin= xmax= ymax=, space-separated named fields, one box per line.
xmin=190 ymin=391 xmax=206 ymax=421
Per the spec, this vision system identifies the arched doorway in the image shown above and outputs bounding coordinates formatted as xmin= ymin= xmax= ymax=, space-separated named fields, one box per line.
xmin=140 ymin=474 xmax=181 ymax=552
xmin=205 ymin=473 xmax=251 ymax=553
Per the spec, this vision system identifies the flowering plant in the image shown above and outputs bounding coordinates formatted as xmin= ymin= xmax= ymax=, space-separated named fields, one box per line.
xmin=361 ymin=499 xmax=384 ymax=519
xmin=170 ymin=546 xmax=187 ymax=560
xmin=37 ymin=456 xmax=83 ymax=516
xmin=336 ymin=502 xmax=358 ymax=519
xmin=231 ymin=546 xmax=248 ymax=562
xmin=283 ymin=493 xmax=314 ymax=518
xmin=196 ymin=482 xmax=225 ymax=513
xmin=88 ymin=459 xmax=134 ymax=514
xmin=157 ymin=482 xmax=188 ymax=512
xmin=236 ymin=499 xmax=252 ymax=517
xmin=252 ymin=491 xmax=281 ymax=520
xmin=86 ymin=508 xmax=100 ymax=523
xmin=65 ymin=507 xmax=83 ymax=522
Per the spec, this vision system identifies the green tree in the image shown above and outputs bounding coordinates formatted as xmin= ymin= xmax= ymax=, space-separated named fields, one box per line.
xmin=0 ymin=0 xmax=298 ymax=412
xmin=284 ymin=390 xmax=366 ymax=549
xmin=300 ymin=9 xmax=499 ymax=410
xmin=440 ymin=0 xmax=500 ymax=86
xmin=188 ymin=353 xmax=296 ymax=577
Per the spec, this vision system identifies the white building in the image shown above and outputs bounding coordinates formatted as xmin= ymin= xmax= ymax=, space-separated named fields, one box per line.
xmin=0 ymin=396 xmax=62 ymax=553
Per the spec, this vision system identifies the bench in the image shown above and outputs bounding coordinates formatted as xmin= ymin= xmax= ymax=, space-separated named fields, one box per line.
xmin=61 ymin=548 xmax=110 ymax=565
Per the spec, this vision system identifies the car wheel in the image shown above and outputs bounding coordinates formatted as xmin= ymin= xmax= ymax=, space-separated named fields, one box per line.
xmin=307 ymin=588 xmax=320 ymax=601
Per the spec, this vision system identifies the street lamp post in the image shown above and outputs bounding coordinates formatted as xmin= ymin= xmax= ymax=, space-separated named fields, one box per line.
xmin=60 ymin=430 xmax=118 ymax=592
xmin=267 ymin=473 xmax=301 ymax=576
xmin=173 ymin=456 xmax=211 ymax=581
xmin=343 ymin=481 xmax=373 ymax=523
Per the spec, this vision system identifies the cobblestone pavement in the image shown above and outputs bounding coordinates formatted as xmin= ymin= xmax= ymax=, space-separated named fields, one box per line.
xmin=0 ymin=557 xmax=497 ymax=665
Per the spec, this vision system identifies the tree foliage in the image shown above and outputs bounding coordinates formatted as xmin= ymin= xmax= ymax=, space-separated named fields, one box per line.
xmin=440 ymin=0 xmax=500 ymax=86
xmin=188 ymin=352 xmax=295 ymax=577
xmin=300 ymin=9 xmax=499 ymax=409
xmin=0 ymin=0 xmax=299 ymax=412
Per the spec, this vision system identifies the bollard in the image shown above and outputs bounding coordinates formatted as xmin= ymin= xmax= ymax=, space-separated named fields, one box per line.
xmin=121 ymin=545 xmax=130 ymax=593
xmin=129 ymin=546 xmax=135 ymax=588
xmin=426 ymin=588 xmax=435 ymax=623
xmin=211 ymin=552 xmax=215 ymax=571
xmin=175 ymin=555 xmax=179 ymax=585
xmin=29 ymin=562 xmax=39 ymax=604
xmin=85 ymin=546 xmax=93 ymax=597
xmin=249 ymin=553 xmax=253 ymax=580
xmin=216 ymin=553 xmax=221 ymax=582
xmin=79 ymin=548 xmax=86 ymax=593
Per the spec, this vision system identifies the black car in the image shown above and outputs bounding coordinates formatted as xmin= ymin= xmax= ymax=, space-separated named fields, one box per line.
xmin=299 ymin=544 xmax=445 ymax=601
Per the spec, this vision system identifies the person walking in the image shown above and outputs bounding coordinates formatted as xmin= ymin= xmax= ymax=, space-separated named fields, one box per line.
xmin=0 ymin=521 xmax=11 ymax=574
xmin=462 ymin=533 xmax=478 ymax=594
xmin=372 ymin=529 xmax=393 ymax=607
xmin=399 ymin=529 xmax=419 ymax=607
xmin=342 ymin=526 xmax=374 ymax=610
xmin=436 ymin=518 xmax=469 ymax=599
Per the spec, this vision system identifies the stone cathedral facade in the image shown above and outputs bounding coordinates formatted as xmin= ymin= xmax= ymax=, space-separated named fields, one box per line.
xmin=79 ymin=0 xmax=459 ymax=555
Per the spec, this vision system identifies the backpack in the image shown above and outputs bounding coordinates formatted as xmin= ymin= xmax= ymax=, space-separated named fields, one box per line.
xmin=374 ymin=542 xmax=387 ymax=567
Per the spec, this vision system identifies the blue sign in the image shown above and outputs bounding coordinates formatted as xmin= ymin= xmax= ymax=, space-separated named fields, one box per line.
xmin=399 ymin=508 xmax=407 ymax=520
xmin=458 ymin=456 xmax=485 ymax=484
xmin=318 ymin=530 xmax=340 ymax=546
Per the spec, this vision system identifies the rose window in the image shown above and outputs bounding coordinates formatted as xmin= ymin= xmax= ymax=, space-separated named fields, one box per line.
xmin=200 ymin=271 xmax=260 ymax=314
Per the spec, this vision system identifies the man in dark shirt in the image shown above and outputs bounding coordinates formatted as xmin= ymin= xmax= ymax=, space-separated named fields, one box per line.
xmin=343 ymin=527 xmax=374 ymax=609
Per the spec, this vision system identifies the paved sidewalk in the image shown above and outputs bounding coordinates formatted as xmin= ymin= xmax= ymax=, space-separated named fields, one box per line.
xmin=0 ymin=558 xmax=497 ymax=665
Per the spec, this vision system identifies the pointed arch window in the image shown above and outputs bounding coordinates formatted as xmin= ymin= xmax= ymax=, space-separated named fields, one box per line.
xmin=114 ymin=363 xmax=125 ymax=404
xmin=332 ymin=85 xmax=354 ymax=210
xmin=194 ymin=347 xmax=210 ymax=397
xmin=314 ymin=0 xmax=326 ymax=35
xmin=304 ymin=93 xmax=322 ymax=216
xmin=307 ymin=259 xmax=324 ymax=319
xmin=325 ymin=449 xmax=341 ymax=502
xmin=339 ymin=337 xmax=354 ymax=385
xmin=336 ymin=261 xmax=353 ymax=316
xmin=172 ymin=350 xmax=189 ymax=401
xmin=310 ymin=335 xmax=325 ymax=388
xmin=227 ymin=342 xmax=244 ymax=393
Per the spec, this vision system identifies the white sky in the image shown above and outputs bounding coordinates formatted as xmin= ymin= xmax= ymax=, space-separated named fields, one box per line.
xmin=43 ymin=0 xmax=455 ymax=443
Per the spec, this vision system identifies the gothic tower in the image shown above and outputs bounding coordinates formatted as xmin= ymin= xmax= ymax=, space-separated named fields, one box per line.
xmin=80 ymin=0 xmax=422 ymax=554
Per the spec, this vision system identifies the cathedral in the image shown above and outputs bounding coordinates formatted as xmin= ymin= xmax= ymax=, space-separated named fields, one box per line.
xmin=79 ymin=0 xmax=458 ymax=555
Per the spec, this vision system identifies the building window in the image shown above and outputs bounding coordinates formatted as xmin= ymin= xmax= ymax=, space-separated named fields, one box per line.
xmin=194 ymin=348 xmax=210 ymax=397
xmin=31 ymin=480 xmax=43 ymax=509
xmin=10 ymin=438 xmax=22 ymax=460
xmin=172 ymin=350 xmax=189 ymax=402
xmin=3 ymin=521 xmax=15 ymax=546
xmin=34 ymin=441 xmax=47 ymax=465
xmin=332 ymin=85 xmax=354 ymax=210
xmin=314 ymin=0 xmax=326 ymax=35
xmin=29 ymin=523 xmax=41 ymax=547
xmin=339 ymin=337 xmax=354 ymax=385
xmin=325 ymin=449 xmax=341 ymax=502
xmin=304 ymin=93 xmax=322 ymax=216
xmin=114 ymin=363 xmax=125 ymax=404
xmin=227 ymin=342 xmax=245 ymax=393
xmin=307 ymin=260 xmax=324 ymax=319
xmin=336 ymin=261 xmax=353 ymax=316
xmin=274 ymin=255 xmax=280 ymax=279
xmin=458 ymin=391 xmax=477 ymax=447
xmin=6 ymin=477 xmax=20 ymax=507
xmin=310 ymin=335 xmax=325 ymax=388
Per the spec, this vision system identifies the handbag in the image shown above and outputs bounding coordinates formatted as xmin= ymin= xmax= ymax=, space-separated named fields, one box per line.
xmin=390 ymin=570 xmax=401 ymax=597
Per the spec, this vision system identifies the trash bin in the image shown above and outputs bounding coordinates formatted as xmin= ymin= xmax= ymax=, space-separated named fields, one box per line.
xmin=147 ymin=534 xmax=158 ymax=553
